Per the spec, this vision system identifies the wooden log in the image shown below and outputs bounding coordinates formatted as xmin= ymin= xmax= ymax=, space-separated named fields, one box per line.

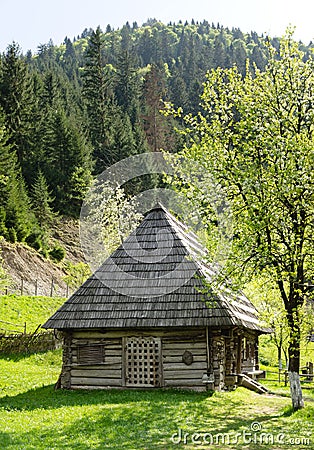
xmin=163 ymin=378 xmax=204 ymax=387
xmin=163 ymin=370 xmax=206 ymax=380
xmin=71 ymin=377 xmax=122 ymax=386
xmin=162 ymin=341 xmax=206 ymax=349
xmin=288 ymin=372 xmax=304 ymax=410
xmin=87 ymin=356 xmax=121 ymax=365
xmin=307 ymin=362 xmax=313 ymax=382
xmin=72 ymin=328 xmax=206 ymax=339
xmin=162 ymin=354 xmax=206 ymax=363
xmin=163 ymin=362 xmax=207 ymax=371
xmin=71 ymin=369 xmax=121 ymax=378
xmin=71 ymin=362 xmax=122 ymax=369
xmin=162 ymin=348 xmax=207 ymax=357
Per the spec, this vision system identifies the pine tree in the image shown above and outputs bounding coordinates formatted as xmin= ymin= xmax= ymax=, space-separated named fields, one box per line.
xmin=0 ymin=42 xmax=33 ymax=167
xmin=5 ymin=175 xmax=36 ymax=242
xmin=114 ymin=50 xmax=140 ymax=124
xmin=43 ymin=110 xmax=93 ymax=215
xmin=0 ymin=115 xmax=36 ymax=242
xmin=31 ymin=170 xmax=56 ymax=230
xmin=142 ymin=64 xmax=175 ymax=152
xmin=82 ymin=27 xmax=114 ymax=170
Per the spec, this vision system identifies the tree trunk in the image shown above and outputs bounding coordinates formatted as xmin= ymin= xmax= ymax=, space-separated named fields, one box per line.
xmin=287 ymin=312 xmax=301 ymax=373
xmin=286 ymin=303 xmax=304 ymax=410
xmin=288 ymin=372 xmax=304 ymax=410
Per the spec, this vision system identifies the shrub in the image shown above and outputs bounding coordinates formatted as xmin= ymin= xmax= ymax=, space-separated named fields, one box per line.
xmin=49 ymin=245 xmax=66 ymax=262
xmin=8 ymin=227 xmax=17 ymax=243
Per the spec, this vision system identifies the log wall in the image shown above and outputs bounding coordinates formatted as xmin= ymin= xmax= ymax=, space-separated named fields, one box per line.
xmin=211 ymin=334 xmax=225 ymax=390
xmin=162 ymin=330 xmax=208 ymax=391
xmin=60 ymin=328 xmax=209 ymax=390
xmin=70 ymin=336 xmax=123 ymax=389
xmin=58 ymin=328 xmax=260 ymax=391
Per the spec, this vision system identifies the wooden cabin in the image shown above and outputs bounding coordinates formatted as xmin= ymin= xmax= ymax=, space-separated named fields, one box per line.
xmin=43 ymin=204 xmax=268 ymax=391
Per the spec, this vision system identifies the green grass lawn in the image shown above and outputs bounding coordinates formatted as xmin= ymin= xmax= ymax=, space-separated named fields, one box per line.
xmin=0 ymin=297 xmax=313 ymax=449
xmin=0 ymin=350 xmax=313 ymax=450
xmin=0 ymin=295 xmax=65 ymax=334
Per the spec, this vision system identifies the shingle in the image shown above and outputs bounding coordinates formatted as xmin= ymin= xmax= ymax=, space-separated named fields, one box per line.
xmin=43 ymin=203 xmax=267 ymax=332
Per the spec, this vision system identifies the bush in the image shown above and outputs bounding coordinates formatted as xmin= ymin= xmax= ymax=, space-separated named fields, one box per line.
xmin=8 ymin=227 xmax=17 ymax=243
xmin=25 ymin=232 xmax=42 ymax=251
xmin=49 ymin=245 xmax=66 ymax=262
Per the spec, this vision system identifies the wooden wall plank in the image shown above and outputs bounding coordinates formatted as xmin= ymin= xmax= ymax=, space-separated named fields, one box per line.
xmin=163 ymin=370 xmax=206 ymax=380
xmin=163 ymin=362 xmax=207 ymax=371
xmin=164 ymin=378 xmax=205 ymax=387
xmin=71 ymin=377 xmax=122 ymax=386
xmin=71 ymin=369 xmax=121 ymax=378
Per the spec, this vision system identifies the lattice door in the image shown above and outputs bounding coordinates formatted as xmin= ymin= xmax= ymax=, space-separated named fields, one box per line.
xmin=125 ymin=337 xmax=161 ymax=387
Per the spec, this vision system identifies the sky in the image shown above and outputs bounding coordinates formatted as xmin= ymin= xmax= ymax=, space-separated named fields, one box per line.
xmin=0 ymin=0 xmax=313 ymax=53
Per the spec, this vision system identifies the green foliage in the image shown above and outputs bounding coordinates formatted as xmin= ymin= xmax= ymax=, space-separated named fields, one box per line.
xmin=0 ymin=42 xmax=33 ymax=166
xmin=0 ymin=246 xmax=11 ymax=294
xmin=62 ymin=262 xmax=91 ymax=289
xmin=167 ymin=29 xmax=314 ymax=375
xmin=42 ymin=110 xmax=93 ymax=216
xmin=0 ymin=110 xmax=38 ymax=245
xmin=48 ymin=244 xmax=66 ymax=262
xmin=30 ymin=170 xmax=56 ymax=230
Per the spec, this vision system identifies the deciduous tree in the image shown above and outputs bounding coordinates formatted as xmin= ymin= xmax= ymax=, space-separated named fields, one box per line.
xmin=167 ymin=30 xmax=314 ymax=408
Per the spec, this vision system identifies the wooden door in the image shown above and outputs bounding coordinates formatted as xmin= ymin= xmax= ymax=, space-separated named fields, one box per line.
xmin=124 ymin=336 xmax=161 ymax=387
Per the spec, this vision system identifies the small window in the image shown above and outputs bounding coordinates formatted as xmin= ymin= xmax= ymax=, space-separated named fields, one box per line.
xmin=77 ymin=345 xmax=105 ymax=365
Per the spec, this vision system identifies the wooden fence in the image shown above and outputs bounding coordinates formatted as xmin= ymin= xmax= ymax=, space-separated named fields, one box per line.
xmin=2 ymin=277 xmax=72 ymax=298
xmin=265 ymin=364 xmax=314 ymax=388
xmin=0 ymin=319 xmax=27 ymax=335
xmin=0 ymin=325 xmax=62 ymax=354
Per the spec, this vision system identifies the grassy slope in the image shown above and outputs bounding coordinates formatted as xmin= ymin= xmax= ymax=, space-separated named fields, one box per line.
xmin=0 ymin=297 xmax=313 ymax=448
xmin=0 ymin=295 xmax=65 ymax=333
xmin=0 ymin=351 xmax=313 ymax=450
xmin=259 ymin=334 xmax=314 ymax=368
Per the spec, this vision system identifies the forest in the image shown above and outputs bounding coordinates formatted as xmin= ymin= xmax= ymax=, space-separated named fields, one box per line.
xmin=0 ymin=17 xmax=313 ymax=413
xmin=1 ymin=18 xmax=313 ymax=254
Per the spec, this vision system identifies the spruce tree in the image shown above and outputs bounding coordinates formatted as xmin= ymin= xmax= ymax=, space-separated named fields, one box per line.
xmin=0 ymin=42 xmax=33 ymax=167
xmin=0 ymin=115 xmax=36 ymax=242
xmin=82 ymin=27 xmax=114 ymax=171
xmin=43 ymin=110 xmax=93 ymax=216
xmin=31 ymin=170 xmax=56 ymax=231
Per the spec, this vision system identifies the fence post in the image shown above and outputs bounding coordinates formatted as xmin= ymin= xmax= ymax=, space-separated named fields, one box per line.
xmin=308 ymin=362 xmax=313 ymax=382
xmin=50 ymin=278 xmax=54 ymax=297
xmin=35 ymin=279 xmax=38 ymax=296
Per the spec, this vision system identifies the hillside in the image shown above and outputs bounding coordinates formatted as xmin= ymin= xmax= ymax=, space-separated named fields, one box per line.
xmin=0 ymin=219 xmax=83 ymax=297
xmin=0 ymin=20 xmax=313 ymax=302
xmin=1 ymin=20 xmax=313 ymax=259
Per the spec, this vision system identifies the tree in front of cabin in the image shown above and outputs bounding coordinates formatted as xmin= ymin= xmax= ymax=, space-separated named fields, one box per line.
xmin=166 ymin=30 xmax=314 ymax=409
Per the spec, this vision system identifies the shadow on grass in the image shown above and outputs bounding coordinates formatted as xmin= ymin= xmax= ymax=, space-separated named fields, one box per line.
xmin=0 ymin=384 xmax=213 ymax=411
xmin=0 ymin=386 xmax=286 ymax=449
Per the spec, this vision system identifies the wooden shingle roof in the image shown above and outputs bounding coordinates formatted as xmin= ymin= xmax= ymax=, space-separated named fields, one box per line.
xmin=43 ymin=204 xmax=267 ymax=332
